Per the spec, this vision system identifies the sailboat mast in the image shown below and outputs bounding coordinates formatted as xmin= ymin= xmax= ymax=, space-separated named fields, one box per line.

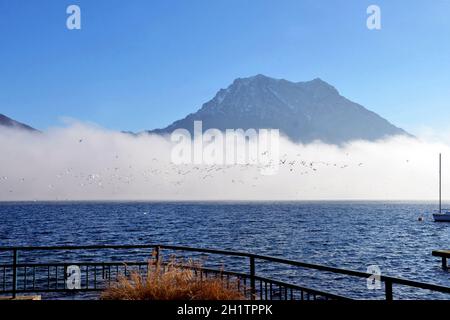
xmin=439 ymin=153 xmax=442 ymax=213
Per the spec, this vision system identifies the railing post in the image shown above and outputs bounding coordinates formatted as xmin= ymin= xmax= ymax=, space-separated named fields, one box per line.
xmin=249 ymin=256 xmax=256 ymax=300
xmin=12 ymin=249 xmax=18 ymax=299
xmin=385 ymin=279 xmax=393 ymax=301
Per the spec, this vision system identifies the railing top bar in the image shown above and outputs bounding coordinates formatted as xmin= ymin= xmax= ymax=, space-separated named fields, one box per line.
xmin=244 ymin=253 xmax=371 ymax=278
xmin=0 ymin=244 xmax=160 ymax=251
xmin=1 ymin=261 xmax=148 ymax=267
xmin=1 ymin=244 xmax=449 ymax=294
xmin=158 ymin=244 xmax=253 ymax=257
xmin=0 ymin=244 xmax=251 ymax=256
xmin=381 ymin=276 xmax=450 ymax=294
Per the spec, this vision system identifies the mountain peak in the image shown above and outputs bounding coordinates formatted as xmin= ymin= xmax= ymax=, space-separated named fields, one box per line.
xmin=300 ymin=77 xmax=339 ymax=96
xmin=231 ymin=75 xmax=338 ymax=95
xmin=149 ymin=76 xmax=410 ymax=144
xmin=249 ymin=73 xmax=271 ymax=80
xmin=231 ymin=74 xmax=275 ymax=86
xmin=310 ymin=77 xmax=326 ymax=83
xmin=0 ymin=114 xmax=38 ymax=132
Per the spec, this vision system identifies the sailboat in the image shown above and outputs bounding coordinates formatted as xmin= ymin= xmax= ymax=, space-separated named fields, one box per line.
xmin=433 ymin=153 xmax=450 ymax=222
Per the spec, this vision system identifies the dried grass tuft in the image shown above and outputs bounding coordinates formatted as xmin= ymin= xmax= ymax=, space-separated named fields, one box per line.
xmin=101 ymin=255 xmax=246 ymax=300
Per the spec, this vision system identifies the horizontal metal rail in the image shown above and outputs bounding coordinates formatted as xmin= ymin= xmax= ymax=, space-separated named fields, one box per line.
xmin=0 ymin=244 xmax=449 ymax=300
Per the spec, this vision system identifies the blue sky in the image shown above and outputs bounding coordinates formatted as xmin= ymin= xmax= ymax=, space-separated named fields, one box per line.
xmin=0 ymin=0 xmax=449 ymax=134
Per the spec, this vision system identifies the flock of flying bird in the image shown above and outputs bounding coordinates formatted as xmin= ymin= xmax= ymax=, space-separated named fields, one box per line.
xmin=0 ymin=137 xmax=371 ymax=196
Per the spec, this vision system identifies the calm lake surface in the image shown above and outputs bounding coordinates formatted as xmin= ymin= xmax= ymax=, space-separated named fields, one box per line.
xmin=0 ymin=201 xmax=449 ymax=299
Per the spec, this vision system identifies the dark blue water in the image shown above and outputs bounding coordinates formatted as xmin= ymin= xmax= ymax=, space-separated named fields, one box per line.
xmin=0 ymin=201 xmax=449 ymax=299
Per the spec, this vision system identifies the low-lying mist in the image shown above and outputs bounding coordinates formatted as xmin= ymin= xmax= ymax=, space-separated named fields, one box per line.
xmin=0 ymin=122 xmax=448 ymax=201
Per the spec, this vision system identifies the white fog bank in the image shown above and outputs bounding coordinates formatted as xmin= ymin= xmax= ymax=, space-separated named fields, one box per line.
xmin=0 ymin=122 xmax=449 ymax=201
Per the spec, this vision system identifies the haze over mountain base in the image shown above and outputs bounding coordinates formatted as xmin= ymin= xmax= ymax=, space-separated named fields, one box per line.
xmin=0 ymin=122 xmax=447 ymax=201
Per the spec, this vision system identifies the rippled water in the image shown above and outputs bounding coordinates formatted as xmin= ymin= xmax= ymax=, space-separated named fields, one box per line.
xmin=0 ymin=201 xmax=449 ymax=299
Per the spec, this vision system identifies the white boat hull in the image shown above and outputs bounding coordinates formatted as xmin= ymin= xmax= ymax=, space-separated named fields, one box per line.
xmin=433 ymin=213 xmax=450 ymax=222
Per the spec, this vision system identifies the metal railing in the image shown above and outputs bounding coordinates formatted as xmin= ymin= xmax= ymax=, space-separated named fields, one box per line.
xmin=0 ymin=244 xmax=449 ymax=300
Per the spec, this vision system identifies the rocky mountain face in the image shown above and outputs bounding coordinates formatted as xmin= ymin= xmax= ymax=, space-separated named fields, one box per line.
xmin=149 ymin=74 xmax=410 ymax=144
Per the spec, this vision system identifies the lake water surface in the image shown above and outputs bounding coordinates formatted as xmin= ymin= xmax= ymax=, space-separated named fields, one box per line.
xmin=0 ymin=201 xmax=449 ymax=299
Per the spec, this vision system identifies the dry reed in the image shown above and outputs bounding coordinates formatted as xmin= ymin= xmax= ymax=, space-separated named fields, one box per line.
xmin=101 ymin=256 xmax=246 ymax=300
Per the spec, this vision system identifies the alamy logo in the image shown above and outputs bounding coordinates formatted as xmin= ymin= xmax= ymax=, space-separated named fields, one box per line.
xmin=66 ymin=265 xmax=81 ymax=289
xmin=366 ymin=265 xmax=382 ymax=290
xmin=366 ymin=5 xmax=381 ymax=30
xmin=66 ymin=5 xmax=81 ymax=30
xmin=171 ymin=121 xmax=280 ymax=175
